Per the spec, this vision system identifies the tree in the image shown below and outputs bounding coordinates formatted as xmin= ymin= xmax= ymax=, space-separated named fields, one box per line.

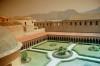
xmin=21 ymin=51 xmax=28 ymax=61
xmin=57 ymin=46 xmax=66 ymax=55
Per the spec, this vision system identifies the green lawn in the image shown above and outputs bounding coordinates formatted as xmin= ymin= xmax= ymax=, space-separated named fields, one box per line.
xmin=73 ymin=44 xmax=100 ymax=58
xmin=32 ymin=40 xmax=70 ymax=51
xmin=21 ymin=50 xmax=50 ymax=66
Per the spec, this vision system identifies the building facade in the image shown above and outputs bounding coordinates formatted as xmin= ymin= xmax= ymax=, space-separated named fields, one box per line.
xmin=17 ymin=19 xmax=100 ymax=50
xmin=0 ymin=16 xmax=100 ymax=66
xmin=34 ymin=19 xmax=100 ymax=33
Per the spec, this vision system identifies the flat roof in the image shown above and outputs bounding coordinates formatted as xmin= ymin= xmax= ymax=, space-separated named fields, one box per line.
xmin=17 ymin=32 xmax=100 ymax=42
xmin=47 ymin=32 xmax=100 ymax=37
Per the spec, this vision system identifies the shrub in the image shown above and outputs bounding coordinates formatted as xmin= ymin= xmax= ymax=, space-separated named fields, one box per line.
xmin=57 ymin=46 xmax=66 ymax=55
xmin=88 ymin=45 xmax=99 ymax=51
xmin=21 ymin=51 xmax=28 ymax=61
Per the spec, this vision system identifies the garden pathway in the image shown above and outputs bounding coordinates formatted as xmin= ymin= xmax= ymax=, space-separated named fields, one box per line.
xmin=29 ymin=43 xmax=100 ymax=66
xmin=78 ymin=55 xmax=100 ymax=62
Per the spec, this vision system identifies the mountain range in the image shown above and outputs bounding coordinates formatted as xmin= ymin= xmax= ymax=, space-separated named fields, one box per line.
xmin=30 ymin=7 xmax=100 ymax=20
xmin=85 ymin=7 xmax=100 ymax=14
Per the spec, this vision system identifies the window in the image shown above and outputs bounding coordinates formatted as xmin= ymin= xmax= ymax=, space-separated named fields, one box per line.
xmin=90 ymin=21 xmax=92 ymax=25
xmin=79 ymin=22 xmax=82 ymax=25
xmin=75 ymin=22 xmax=77 ymax=26
xmin=70 ymin=22 xmax=72 ymax=25
xmin=6 ymin=19 xmax=8 ymax=21
xmin=32 ymin=21 xmax=33 ymax=23
xmin=47 ymin=23 xmax=48 ymax=26
xmin=25 ymin=22 xmax=26 ymax=25
xmin=95 ymin=21 xmax=98 ymax=25
xmin=84 ymin=21 xmax=87 ymax=25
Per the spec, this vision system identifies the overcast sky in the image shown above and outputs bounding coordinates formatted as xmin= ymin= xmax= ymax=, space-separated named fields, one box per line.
xmin=0 ymin=0 xmax=100 ymax=16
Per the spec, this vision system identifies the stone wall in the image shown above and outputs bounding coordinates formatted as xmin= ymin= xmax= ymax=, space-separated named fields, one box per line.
xmin=34 ymin=19 xmax=100 ymax=33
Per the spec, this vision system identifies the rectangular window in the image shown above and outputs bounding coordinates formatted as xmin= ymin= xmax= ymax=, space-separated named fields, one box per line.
xmin=84 ymin=21 xmax=87 ymax=25
xmin=75 ymin=22 xmax=77 ymax=26
xmin=79 ymin=22 xmax=82 ymax=25
xmin=70 ymin=22 xmax=72 ymax=25
xmin=95 ymin=21 xmax=98 ymax=25
xmin=90 ymin=21 xmax=92 ymax=25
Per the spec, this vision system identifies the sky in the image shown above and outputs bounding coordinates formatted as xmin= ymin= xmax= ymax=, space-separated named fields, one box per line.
xmin=0 ymin=0 xmax=100 ymax=16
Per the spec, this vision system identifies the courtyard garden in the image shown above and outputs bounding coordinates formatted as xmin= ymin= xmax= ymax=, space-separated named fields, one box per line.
xmin=21 ymin=40 xmax=100 ymax=66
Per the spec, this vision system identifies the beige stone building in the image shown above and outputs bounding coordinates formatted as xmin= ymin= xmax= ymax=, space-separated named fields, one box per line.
xmin=0 ymin=16 xmax=100 ymax=66
xmin=34 ymin=19 xmax=100 ymax=33
xmin=0 ymin=17 xmax=45 ymax=37
xmin=15 ymin=18 xmax=100 ymax=50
